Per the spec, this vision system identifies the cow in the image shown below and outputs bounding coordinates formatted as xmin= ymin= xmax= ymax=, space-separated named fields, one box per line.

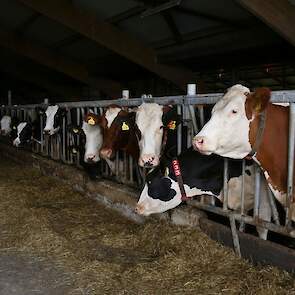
xmin=81 ymin=112 xmax=103 ymax=163
xmin=99 ymin=105 xmax=139 ymax=161
xmin=43 ymin=105 xmax=67 ymax=135
xmin=193 ymin=84 xmax=295 ymax=222
xmin=0 ymin=115 xmax=19 ymax=137
xmin=13 ymin=109 xmax=41 ymax=147
xmin=135 ymin=147 xmax=271 ymax=239
xmin=135 ymin=103 xmax=181 ymax=167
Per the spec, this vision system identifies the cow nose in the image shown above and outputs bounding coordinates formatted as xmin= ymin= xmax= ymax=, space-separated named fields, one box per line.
xmin=100 ymin=148 xmax=112 ymax=159
xmin=140 ymin=155 xmax=159 ymax=168
xmin=135 ymin=204 xmax=144 ymax=215
xmin=86 ymin=154 xmax=96 ymax=162
xmin=43 ymin=130 xmax=50 ymax=135
xmin=193 ymin=136 xmax=205 ymax=150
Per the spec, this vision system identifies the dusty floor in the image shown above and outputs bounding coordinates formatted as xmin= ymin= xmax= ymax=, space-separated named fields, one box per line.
xmin=0 ymin=156 xmax=294 ymax=295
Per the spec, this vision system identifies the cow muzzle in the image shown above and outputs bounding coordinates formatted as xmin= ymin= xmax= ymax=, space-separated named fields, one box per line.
xmin=192 ymin=136 xmax=212 ymax=154
xmin=85 ymin=154 xmax=98 ymax=163
xmin=139 ymin=154 xmax=159 ymax=168
xmin=135 ymin=203 xmax=146 ymax=215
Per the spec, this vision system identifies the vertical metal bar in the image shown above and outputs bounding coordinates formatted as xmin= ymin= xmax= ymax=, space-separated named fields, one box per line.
xmin=115 ymin=151 xmax=119 ymax=181
xmin=129 ymin=156 xmax=134 ymax=184
xmin=7 ymin=90 xmax=12 ymax=107
xmin=198 ymin=106 xmax=205 ymax=127
xmin=177 ymin=105 xmax=182 ymax=155
xmin=254 ymin=164 xmax=261 ymax=219
xmin=187 ymin=84 xmax=198 ymax=134
xmin=40 ymin=112 xmax=44 ymax=155
xmin=62 ymin=116 xmax=66 ymax=162
xmin=222 ymin=158 xmax=229 ymax=211
xmin=240 ymin=160 xmax=246 ymax=215
xmin=286 ymin=103 xmax=295 ymax=226
xmin=267 ymin=186 xmax=280 ymax=226
xmin=229 ymin=215 xmax=241 ymax=257
xmin=239 ymin=160 xmax=246 ymax=232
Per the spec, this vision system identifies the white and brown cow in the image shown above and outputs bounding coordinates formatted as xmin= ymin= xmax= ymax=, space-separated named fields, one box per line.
xmin=193 ymin=84 xmax=295 ymax=221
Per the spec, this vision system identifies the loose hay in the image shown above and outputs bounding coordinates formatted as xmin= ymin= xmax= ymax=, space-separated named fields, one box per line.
xmin=0 ymin=156 xmax=294 ymax=295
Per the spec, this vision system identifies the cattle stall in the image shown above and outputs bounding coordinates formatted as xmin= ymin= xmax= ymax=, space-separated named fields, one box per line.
xmin=1 ymin=85 xmax=295 ymax=268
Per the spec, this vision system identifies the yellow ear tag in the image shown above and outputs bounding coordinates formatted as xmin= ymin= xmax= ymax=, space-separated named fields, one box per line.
xmin=73 ymin=128 xmax=79 ymax=134
xmin=88 ymin=118 xmax=95 ymax=125
xmin=122 ymin=122 xmax=129 ymax=131
xmin=167 ymin=120 xmax=176 ymax=130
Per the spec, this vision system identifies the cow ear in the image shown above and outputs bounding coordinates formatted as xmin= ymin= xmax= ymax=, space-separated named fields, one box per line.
xmin=247 ymin=87 xmax=271 ymax=114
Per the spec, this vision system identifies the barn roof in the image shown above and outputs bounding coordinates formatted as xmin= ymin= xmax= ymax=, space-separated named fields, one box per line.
xmin=0 ymin=0 xmax=294 ymax=103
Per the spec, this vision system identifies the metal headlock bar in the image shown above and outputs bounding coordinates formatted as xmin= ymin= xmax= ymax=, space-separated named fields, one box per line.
xmin=1 ymin=86 xmax=295 ymax=253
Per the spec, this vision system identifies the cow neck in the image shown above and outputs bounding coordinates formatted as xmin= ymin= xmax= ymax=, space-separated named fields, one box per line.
xmin=249 ymin=103 xmax=289 ymax=194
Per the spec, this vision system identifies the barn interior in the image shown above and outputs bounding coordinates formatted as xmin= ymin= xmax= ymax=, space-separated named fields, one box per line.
xmin=0 ymin=0 xmax=295 ymax=105
xmin=0 ymin=1 xmax=295 ymax=293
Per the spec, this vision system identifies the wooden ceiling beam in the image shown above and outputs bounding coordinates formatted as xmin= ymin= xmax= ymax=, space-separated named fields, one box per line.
xmin=19 ymin=0 xmax=195 ymax=90
xmin=237 ymin=0 xmax=295 ymax=47
xmin=0 ymin=27 xmax=122 ymax=98
xmin=0 ymin=64 xmax=79 ymax=97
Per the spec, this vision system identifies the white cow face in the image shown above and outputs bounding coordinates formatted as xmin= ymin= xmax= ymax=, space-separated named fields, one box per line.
xmin=193 ymin=85 xmax=251 ymax=159
xmin=44 ymin=105 xmax=63 ymax=135
xmin=0 ymin=115 xmax=12 ymax=135
xmin=82 ymin=119 xmax=103 ymax=163
xmin=136 ymin=103 xmax=164 ymax=167
xmin=193 ymin=84 xmax=271 ymax=159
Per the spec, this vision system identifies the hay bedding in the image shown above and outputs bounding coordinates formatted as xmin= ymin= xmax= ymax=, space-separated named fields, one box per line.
xmin=0 ymin=156 xmax=294 ymax=295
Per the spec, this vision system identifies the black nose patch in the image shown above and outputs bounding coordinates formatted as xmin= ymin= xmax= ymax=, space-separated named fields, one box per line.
xmin=148 ymin=177 xmax=176 ymax=202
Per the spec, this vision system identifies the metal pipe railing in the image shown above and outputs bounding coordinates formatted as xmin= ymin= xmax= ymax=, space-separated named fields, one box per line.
xmin=1 ymin=86 xmax=295 ymax=245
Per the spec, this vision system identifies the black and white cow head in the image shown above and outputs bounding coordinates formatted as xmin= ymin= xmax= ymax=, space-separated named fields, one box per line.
xmin=13 ymin=122 xmax=32 ymax=147
xmin=135 ymin=166 xmax=182 ymax=216
xmin=135 ymin=103 xmax=181 ymax=168
xmin=43 ymin=105 xmax=66 ymax=135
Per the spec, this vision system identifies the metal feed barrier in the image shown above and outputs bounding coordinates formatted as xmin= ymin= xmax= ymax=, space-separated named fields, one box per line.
xmin=1 ymin=85 xmax=295 ymax=256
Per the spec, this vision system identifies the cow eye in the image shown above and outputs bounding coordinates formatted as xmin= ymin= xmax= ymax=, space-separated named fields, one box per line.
xmin=232 ymin=110 xmax=238 ymax=114
xmin=160 ymin=126 xmax=164 ymax=129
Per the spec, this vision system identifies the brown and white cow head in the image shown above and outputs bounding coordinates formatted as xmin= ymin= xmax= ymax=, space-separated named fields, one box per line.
xmin=135 ymin=103 xmax=180 ymax=168
xmin=193 ymin=84 xmax=271 ymax=159
xmin=99 ymin=105 xmax=138 ymax=160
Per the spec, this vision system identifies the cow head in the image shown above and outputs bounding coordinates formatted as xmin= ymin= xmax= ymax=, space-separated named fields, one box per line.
xmin=193 ymin=84 xmax=271 ymax=159
xmin=135 ymin=103 xmax=181 ymax=168
xmin=99 ymin=106 xmax=136 ymax=159
xmin=0 ymin=115 xmax=12 ymax=135
xmin=82 ymin=112 xmax=103 ymax=163
xmin=135 ymin=166 xmax=182 ymax=216
xmin=43 ymin=105 xmax=66 ymax=135
xmin=13 ymin=122 xmax=32 ymax=147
